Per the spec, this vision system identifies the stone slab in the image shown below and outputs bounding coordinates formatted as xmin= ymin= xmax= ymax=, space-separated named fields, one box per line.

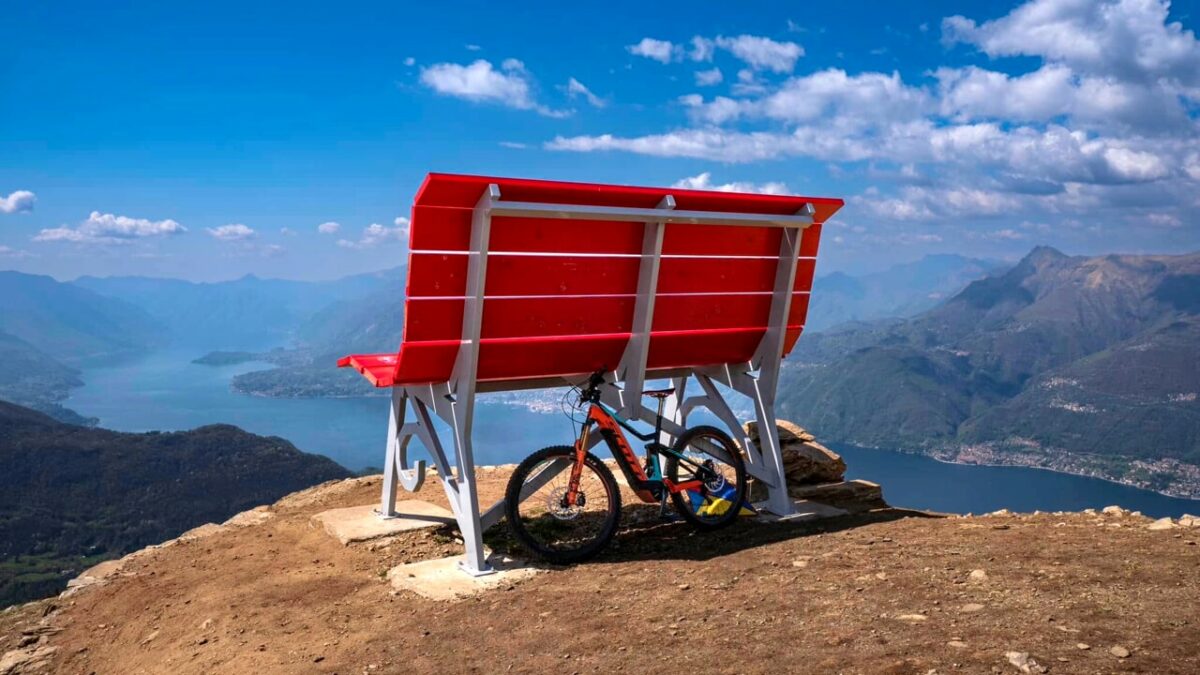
xmin=387 ymin=554 xmax=542 ymax=601
xmin=788 ymin=479 xmax=887 ymax=512
xmin=313 ymin=501 xmax=454 ymax=545
xmin=757 ymin=498 xmax=850 ymax=523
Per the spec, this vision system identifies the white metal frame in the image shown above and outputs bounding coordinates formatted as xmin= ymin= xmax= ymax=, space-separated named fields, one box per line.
xmin=377 ymin=183 xmax=815 ymax=575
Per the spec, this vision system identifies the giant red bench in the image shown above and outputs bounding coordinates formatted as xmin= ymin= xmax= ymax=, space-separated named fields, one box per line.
xmin=340 ymin=173 xmax=842 ymax=574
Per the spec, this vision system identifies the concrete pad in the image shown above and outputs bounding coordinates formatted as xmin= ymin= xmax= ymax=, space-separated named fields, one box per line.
xmin=757 ymin=498 xmax=850 ymax=523
xmin=387 ymin=554 xmax=542 ymax=601
xmin=313 ymin=501 xmax=454 ymax=545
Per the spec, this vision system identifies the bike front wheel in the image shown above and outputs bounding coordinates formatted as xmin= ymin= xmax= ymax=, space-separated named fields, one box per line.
xmin=664 ymin=426 xmax=748 ymax=530
xmin=504 ymin=446 xmax=621 ymax=564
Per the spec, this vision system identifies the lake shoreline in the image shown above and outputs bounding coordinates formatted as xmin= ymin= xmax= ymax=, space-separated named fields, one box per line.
xmin=842 ymin=442 xmax=1200 ymax=503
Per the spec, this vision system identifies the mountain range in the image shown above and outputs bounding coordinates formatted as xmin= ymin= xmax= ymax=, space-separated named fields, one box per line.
xmin=225 ymin=254 xmax=998 ymax=397
xmin=74 ymin=268 xmax=402 ymax=350
xmin=779 ymin=247 xmax=1200 ymax=497
xmin=0 ymin=271 xmax=168 ymax=422
xmin=806 ymin=254 xmax=1002 ymax=331
xmin=0 ymin=400 xmax=351 ymax=608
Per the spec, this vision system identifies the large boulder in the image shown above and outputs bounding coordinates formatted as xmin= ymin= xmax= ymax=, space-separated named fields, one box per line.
xmin=744 ymin=419 xmax=847 ymax=485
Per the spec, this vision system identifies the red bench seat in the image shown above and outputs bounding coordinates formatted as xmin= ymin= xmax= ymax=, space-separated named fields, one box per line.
xmin=340 ymin=173 xmax=841 ymax=388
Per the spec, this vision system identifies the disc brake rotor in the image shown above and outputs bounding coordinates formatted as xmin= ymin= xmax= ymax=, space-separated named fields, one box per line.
xmin=701 ymin=459 xmax=727 ymax=492
xmin=546 ymin=486 xmax=584 ymax=520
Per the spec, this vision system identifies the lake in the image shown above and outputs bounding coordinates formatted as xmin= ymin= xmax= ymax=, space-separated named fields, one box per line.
xmin=69 ymin=349 xmax=1200 ymax=519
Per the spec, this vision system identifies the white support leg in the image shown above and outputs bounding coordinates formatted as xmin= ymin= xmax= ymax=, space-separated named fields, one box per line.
xmin=747 ymin=220 xmax=807 ymax=516
xmin=441 ymin=183 xmax=500 ymax=577
xmin=379 ymin=388 xmax=409 ymax=517
xmin=658 ymin=375 xmax=687 ymax=448
xmin=618 ymin=195 xmax=673 ymax=417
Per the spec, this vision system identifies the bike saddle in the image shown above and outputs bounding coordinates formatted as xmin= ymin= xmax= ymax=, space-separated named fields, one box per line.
xmin=641 ymin=387 xmax=675 ymax=399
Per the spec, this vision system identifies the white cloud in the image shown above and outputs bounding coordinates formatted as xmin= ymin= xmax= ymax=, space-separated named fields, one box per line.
xmin=942 ymin=0 xmax=1200 ymax=87
xmin=280 ymin=227 xmax=296 ymax=236
xmin=499 ymin=141 xmax=527 ymax=149
xmin=695 ymin=68 xmax=723 ymax=86
xmin=689 ymin=37 xmax=715 ymax=62
xmin=627 ymin=34 xmax=803 ymax=72
xmin=419 ymin=59 xmax=568 ymax=117
xmin=206 ymin=223 xmax=256 ymax=241
xmin=558 ymin=1 xmax=1200 ymax=244
xmin=547 ymin=128 xmax=805 ymax=162
xmin=673 ymin=172 xmax=788 ymax=195
xmin=0 ymin=190 xmax=36 ymax=214
xmin=317 ymin=221 xmax=341 ymax=234
xmin=465 ymin=44 xmax=481 ymax=51
xmin=714 ymin=35 xmax=804 ymax=73
xmin=34 ymin=211 xmax=186 ymax=244
xmin=403 ymin=57 xmax=416 ymax=67
xmin=337 ymin=219 xmax=410 ymax=249
xmin=627 ymin=38 xmax=676 ymax=64
xmin=564 ymin=77 xmax=605 ymax=107
xmin=0 ymin=245 xmax=33 ymax=258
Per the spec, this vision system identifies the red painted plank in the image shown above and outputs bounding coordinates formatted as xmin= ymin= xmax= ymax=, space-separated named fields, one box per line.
xmin=647 ymin=327 xmax=764 ymax=370
xmin=792 ymin=258 xmax=818 ymax=292
xmin=658 ymin=257 xmax=777 ymax=294
xmin=787 ymin=292 xmax=811 ymax=326
xmin=662 ymin=224 xmax=782 ymax=257
xmin=800 ymin=223 xmax=822 ymax=258
xmin=414 ymin=173 xmax=845 ymax=222
xmin=410 ymin=206 xmax=646 ymax=254
xmin=408 ymin=253 xmax=815 ymax=298
xmin=404 ymin=292 xmax=809 ymax=342
xmin=476 ymin=333 xmax=630 ymax=382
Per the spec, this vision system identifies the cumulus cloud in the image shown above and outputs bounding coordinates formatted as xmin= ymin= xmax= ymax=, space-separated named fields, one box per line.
xmin=0 ymin=190 xmax=36 ymax=214
xmin=942 ymin=0 xmax=1200 ymax=87
xmin=0 ymin=245 xmax=33 ymax=258
xmin=419 ymin=59 xmax=568 ymax=117
xmin=714 ymin=35 xmax=803 ymax=73
xmin=337 ymin=219 xmax=410 ymax=249
xmin=206 ymin=223 xmax=256 ymax=241
xmin=626 ymin=34 xmax=803 ymax=72
xmin=34 ymin=211 xmax=186 ymax=244
xmin=627 ymin=38 xmax=675 ymax=63
xmin=673 ymin=172 xmax=788 ymax=195
xmin=695 ymin=68 xmax=723 ymax=86
xmin=551 ymin=1 xmax=1200 ymax=242
xmin=317 ymin=221 xmax=341 ymax=234
xmin=564 ymin=78 xmax=605 ymax=107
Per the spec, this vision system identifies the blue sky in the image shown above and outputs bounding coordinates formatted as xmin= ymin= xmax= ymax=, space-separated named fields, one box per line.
xmin=1 ymin=0 xmax=1198 ymax=281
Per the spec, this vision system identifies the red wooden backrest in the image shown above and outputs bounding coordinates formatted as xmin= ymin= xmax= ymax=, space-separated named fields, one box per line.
xmin=388 ymin=174 xmax=842 ymax=386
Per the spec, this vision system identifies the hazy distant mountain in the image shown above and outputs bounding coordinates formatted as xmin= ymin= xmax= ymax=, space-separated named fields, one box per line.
xmin=75 ymin=267 xmax=402 ymax=350
xmin=0 ymin=400 xmax=351 ymax=607
xmin=0 ymin=271 xmax=167 ymax=364
xmin=0 ymin=271 xmax=169 ymax=422
xmin=0 ymin=331 xmax=94 ymax=425
xmin=807 ymin=254 xmax=1002 ymax=332
xmin=229 ymin=256 xmax=997 ymax=398
xmin=779 ymin=247 xmax=1200 ymax=497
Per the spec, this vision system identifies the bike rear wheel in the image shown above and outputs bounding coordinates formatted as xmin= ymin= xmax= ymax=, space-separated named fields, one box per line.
xmin=664 ymin=426 xmax=748 ymax=530
xmin=504 ymin=446 xmax=621 ymax=564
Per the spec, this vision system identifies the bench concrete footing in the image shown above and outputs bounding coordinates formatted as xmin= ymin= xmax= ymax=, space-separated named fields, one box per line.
xmin=387 ymin=554 xmax=541 ymax=601
xmin=312 ymin=501 xmax=454 ymax=545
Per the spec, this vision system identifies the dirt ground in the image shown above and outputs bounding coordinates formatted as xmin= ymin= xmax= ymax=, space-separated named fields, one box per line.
xmin=3 ymin=468 xmax=1199 ymax=675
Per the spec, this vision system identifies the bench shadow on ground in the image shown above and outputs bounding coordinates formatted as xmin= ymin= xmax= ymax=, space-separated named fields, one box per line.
xmin=483 ymin=506 xmax=941 ymax=567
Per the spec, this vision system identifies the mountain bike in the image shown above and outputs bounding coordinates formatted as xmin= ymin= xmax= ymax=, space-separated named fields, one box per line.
xmin=504 ymin=369 xmax=748 ymax=564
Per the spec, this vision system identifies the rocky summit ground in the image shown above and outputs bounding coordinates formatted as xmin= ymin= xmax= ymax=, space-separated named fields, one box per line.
xmin=2 ymin=468 xmax=1198 ymax=675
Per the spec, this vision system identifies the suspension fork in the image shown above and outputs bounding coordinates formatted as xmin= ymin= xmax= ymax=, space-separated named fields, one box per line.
xmin=565 ymin=419 xmax=592 ymax=506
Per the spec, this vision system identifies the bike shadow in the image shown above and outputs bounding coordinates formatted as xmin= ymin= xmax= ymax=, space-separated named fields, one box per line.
xmin=591 ymin=505 xmax=941 ymax=565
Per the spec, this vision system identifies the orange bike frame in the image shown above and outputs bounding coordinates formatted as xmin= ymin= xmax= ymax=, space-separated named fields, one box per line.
xmin=566 ymin=402 xmax=704 ymax=505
